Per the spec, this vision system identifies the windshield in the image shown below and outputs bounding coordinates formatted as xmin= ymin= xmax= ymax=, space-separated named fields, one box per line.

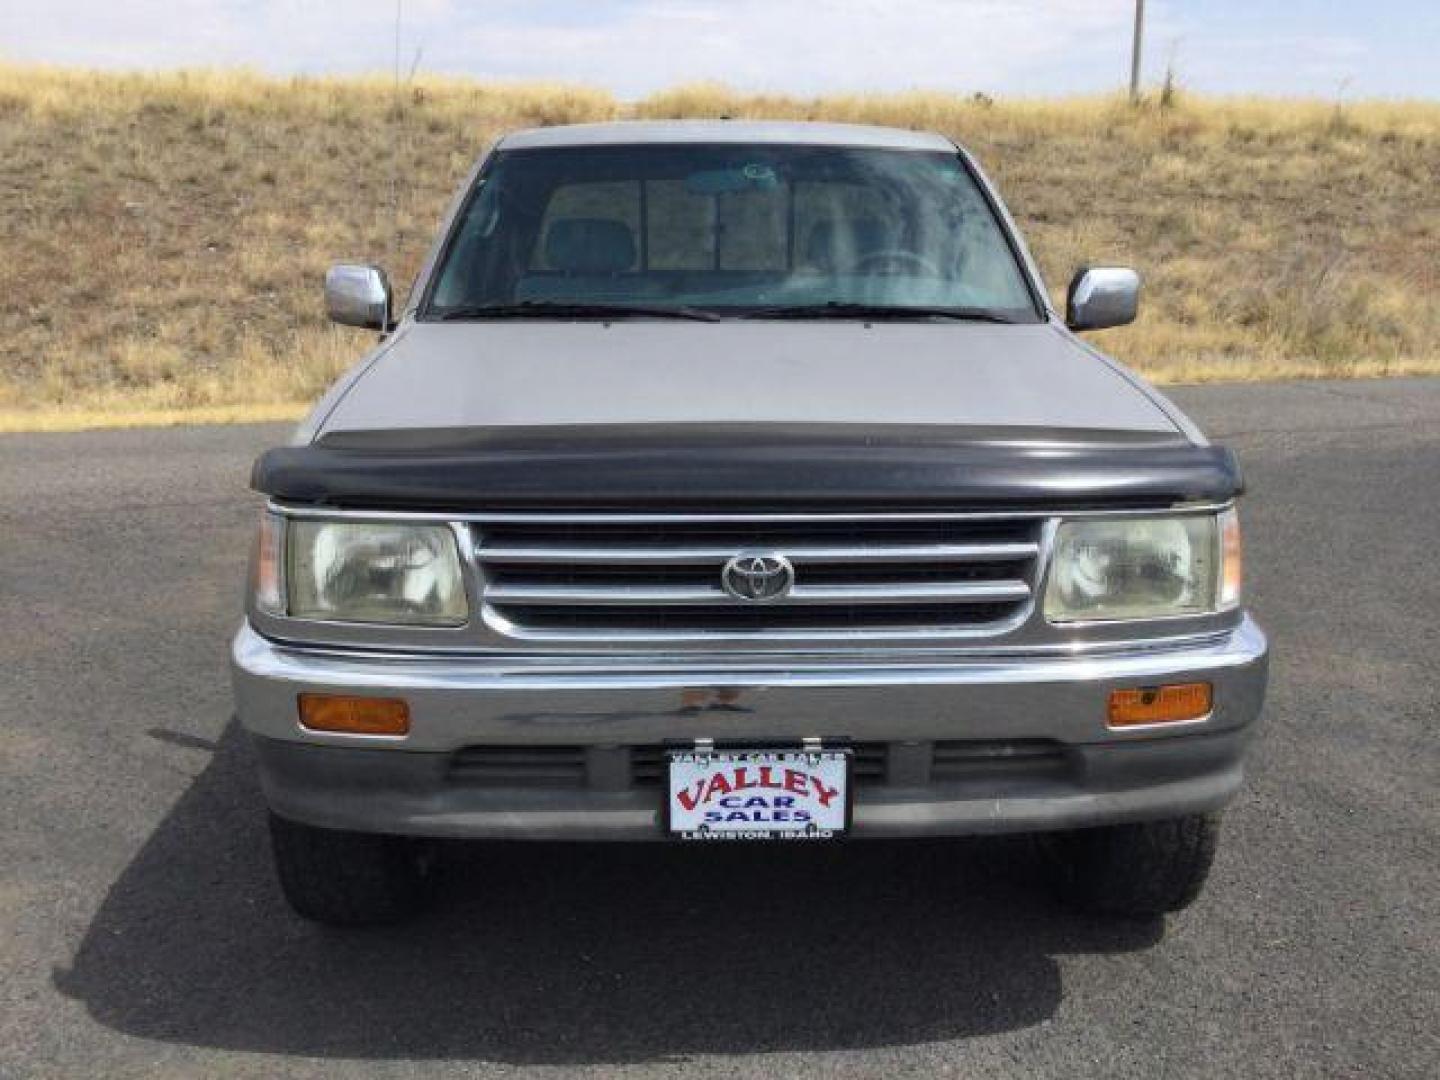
xmin=424 ymin=143 xmax=1041 ymax=321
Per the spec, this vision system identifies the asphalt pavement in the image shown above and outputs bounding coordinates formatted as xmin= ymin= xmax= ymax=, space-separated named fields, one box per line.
xmin=1 ymin=378 xmax=1436 ymax=1079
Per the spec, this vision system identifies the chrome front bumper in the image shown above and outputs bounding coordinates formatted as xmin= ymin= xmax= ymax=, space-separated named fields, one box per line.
xmin=231 ymin=616 xmax=1268 ymax=839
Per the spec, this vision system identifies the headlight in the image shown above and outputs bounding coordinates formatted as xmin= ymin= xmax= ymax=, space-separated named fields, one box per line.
xmin=282 ymin=520 xmax=468 ymax=626
xmin=1044 ymin=511 xmax=1240 ymax=623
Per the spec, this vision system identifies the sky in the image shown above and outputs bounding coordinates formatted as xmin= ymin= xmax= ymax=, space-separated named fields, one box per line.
xmin=2 ymin=0 xmax=1434 ymax=100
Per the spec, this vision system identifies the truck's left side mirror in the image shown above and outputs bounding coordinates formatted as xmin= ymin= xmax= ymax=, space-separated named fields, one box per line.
xmin=1066 ymin=266 xmax=1140 ymax=331
xmin=325 ymin=263 xmax=393 ymax=331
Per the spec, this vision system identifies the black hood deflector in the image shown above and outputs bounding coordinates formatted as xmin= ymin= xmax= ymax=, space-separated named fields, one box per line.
xmin=252 ymin=424 xmax=1242 ymax=512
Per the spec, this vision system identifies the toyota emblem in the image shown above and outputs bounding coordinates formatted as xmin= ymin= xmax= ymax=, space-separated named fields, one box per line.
xmin=721 ymin=553 xmax=795 ymax=602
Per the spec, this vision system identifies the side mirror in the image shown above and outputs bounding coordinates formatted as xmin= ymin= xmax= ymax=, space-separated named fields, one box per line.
xmin=325 ymin=263 xmax=393 ymax=331
xmin=1066 ymin=266 xmax=1140 ymax=331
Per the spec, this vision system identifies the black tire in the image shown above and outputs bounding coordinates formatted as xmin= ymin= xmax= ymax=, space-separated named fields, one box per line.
xmin=268 ymin=812 xmax=434 ymax=926
xmin=1044 ymin=813 xmax=1220 ymax=917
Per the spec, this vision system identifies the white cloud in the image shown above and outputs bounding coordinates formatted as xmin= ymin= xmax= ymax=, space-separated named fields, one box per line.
xmin=1167 ymin=32 xmax=1371 ymax=97
xmin=1 ymin=0 xmax=1138 ymax=96
xmin=447 ymin=0 xmax=1135 ymax=97
xmin=1 ymin=0 xmax=1415 ymax=99
xmin=2 ymin=0 xmax=443 ymax=72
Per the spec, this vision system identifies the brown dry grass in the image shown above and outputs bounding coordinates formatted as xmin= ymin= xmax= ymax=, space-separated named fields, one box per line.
xmin=2 ymin=65 xmax=1437 ymax=430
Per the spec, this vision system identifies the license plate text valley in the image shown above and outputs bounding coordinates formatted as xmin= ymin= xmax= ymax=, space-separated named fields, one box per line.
xmin=668 ymin=751 xmax=849 ymax=839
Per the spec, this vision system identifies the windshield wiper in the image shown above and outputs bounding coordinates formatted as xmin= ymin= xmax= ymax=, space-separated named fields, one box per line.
xmin=434 ymin=300 xmax=721 ymax=322
xmin=735 ymin=301 xmax=1019 ymax=323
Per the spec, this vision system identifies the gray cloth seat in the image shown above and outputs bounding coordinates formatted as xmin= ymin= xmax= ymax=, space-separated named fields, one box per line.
xmin=544 ymin=218 xmax=636 ymax=274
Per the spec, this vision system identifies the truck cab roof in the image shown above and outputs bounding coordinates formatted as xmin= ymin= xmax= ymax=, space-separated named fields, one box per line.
xmin=497 ymin=119 xmax=958 ymax=152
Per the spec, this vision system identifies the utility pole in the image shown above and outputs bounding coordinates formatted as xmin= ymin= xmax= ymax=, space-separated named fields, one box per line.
xmin=1129 ymin=0 xmax=1145 ymax=103
xmin=390 ymin=0 xmax=403 ymax=271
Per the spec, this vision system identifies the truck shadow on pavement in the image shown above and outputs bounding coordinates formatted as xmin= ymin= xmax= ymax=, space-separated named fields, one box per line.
xmin=55 ymin=721 xmax=1160 ymax=1065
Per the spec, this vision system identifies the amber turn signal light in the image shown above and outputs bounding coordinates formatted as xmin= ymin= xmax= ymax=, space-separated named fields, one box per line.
xmin=299 ymin=693 xmax=410 ymax=736
xmin=1107 ymin=682 xmax=1212 ymax=727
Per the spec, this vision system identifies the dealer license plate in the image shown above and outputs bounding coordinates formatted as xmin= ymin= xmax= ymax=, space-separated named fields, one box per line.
xmin=667 ymin=748 xmax=851 ymax=840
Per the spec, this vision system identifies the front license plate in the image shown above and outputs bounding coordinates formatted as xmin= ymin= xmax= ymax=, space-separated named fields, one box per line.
xmin=667 ymin=748 xmax=850 ymax=840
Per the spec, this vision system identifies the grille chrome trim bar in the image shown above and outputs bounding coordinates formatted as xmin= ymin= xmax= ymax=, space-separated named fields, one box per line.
xmin=484 ymin=581 xmax=1032 ymax=607
xmin=480 ymin=608 xmax=1033 ymax=644
xmin=792 ymin=581 xmax=1032 ymax=604
xmin=476 ymin=541 xmax=1040 ymax=565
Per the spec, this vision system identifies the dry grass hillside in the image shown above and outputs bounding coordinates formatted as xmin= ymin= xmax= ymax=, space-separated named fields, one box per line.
xmin=2 ymin=65 xmax=1437 ymax=429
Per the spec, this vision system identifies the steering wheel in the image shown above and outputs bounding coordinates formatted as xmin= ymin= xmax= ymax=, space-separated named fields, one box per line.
xmin=852 ymin=249 xmax=941 ymax=276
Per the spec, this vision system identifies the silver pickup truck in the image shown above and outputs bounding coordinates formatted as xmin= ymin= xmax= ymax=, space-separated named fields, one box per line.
xmin=233 ymin=120 xmax=1268 ymax=926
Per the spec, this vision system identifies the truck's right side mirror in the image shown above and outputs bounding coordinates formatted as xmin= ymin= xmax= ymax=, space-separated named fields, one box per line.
xmin=325 ymin=263 xmax=393 ymax=331
xmin=1066 ymin=266 xmax=1140 ymax=331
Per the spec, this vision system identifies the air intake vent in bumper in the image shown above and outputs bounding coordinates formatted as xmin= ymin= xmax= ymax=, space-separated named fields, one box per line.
xmin=446 ymin=741 xmax=1073 ymax=791
xmin=448 ymin=745 xmax=588 ymax=787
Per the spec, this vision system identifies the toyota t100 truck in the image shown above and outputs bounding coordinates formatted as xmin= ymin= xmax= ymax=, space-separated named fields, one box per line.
xmin=233 ymin=121 xmax=1268 ymax=926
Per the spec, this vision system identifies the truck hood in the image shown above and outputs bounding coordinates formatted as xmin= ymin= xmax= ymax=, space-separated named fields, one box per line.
xmin=256 ymin=321 xmax=1240 ymax=511
xmin=315 ymin=321 xmax=1184 ymax=438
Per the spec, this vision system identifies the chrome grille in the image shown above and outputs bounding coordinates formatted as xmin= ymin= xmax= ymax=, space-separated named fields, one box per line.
xmin=472 ymin=515 xmax=1045 ymax=642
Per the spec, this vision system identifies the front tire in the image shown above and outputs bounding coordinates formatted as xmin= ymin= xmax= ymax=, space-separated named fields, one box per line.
xmin=1045 ymin=813 xmax=1221 ymax=917
xmin=268 ymin=812 xmax=433 ymax=926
